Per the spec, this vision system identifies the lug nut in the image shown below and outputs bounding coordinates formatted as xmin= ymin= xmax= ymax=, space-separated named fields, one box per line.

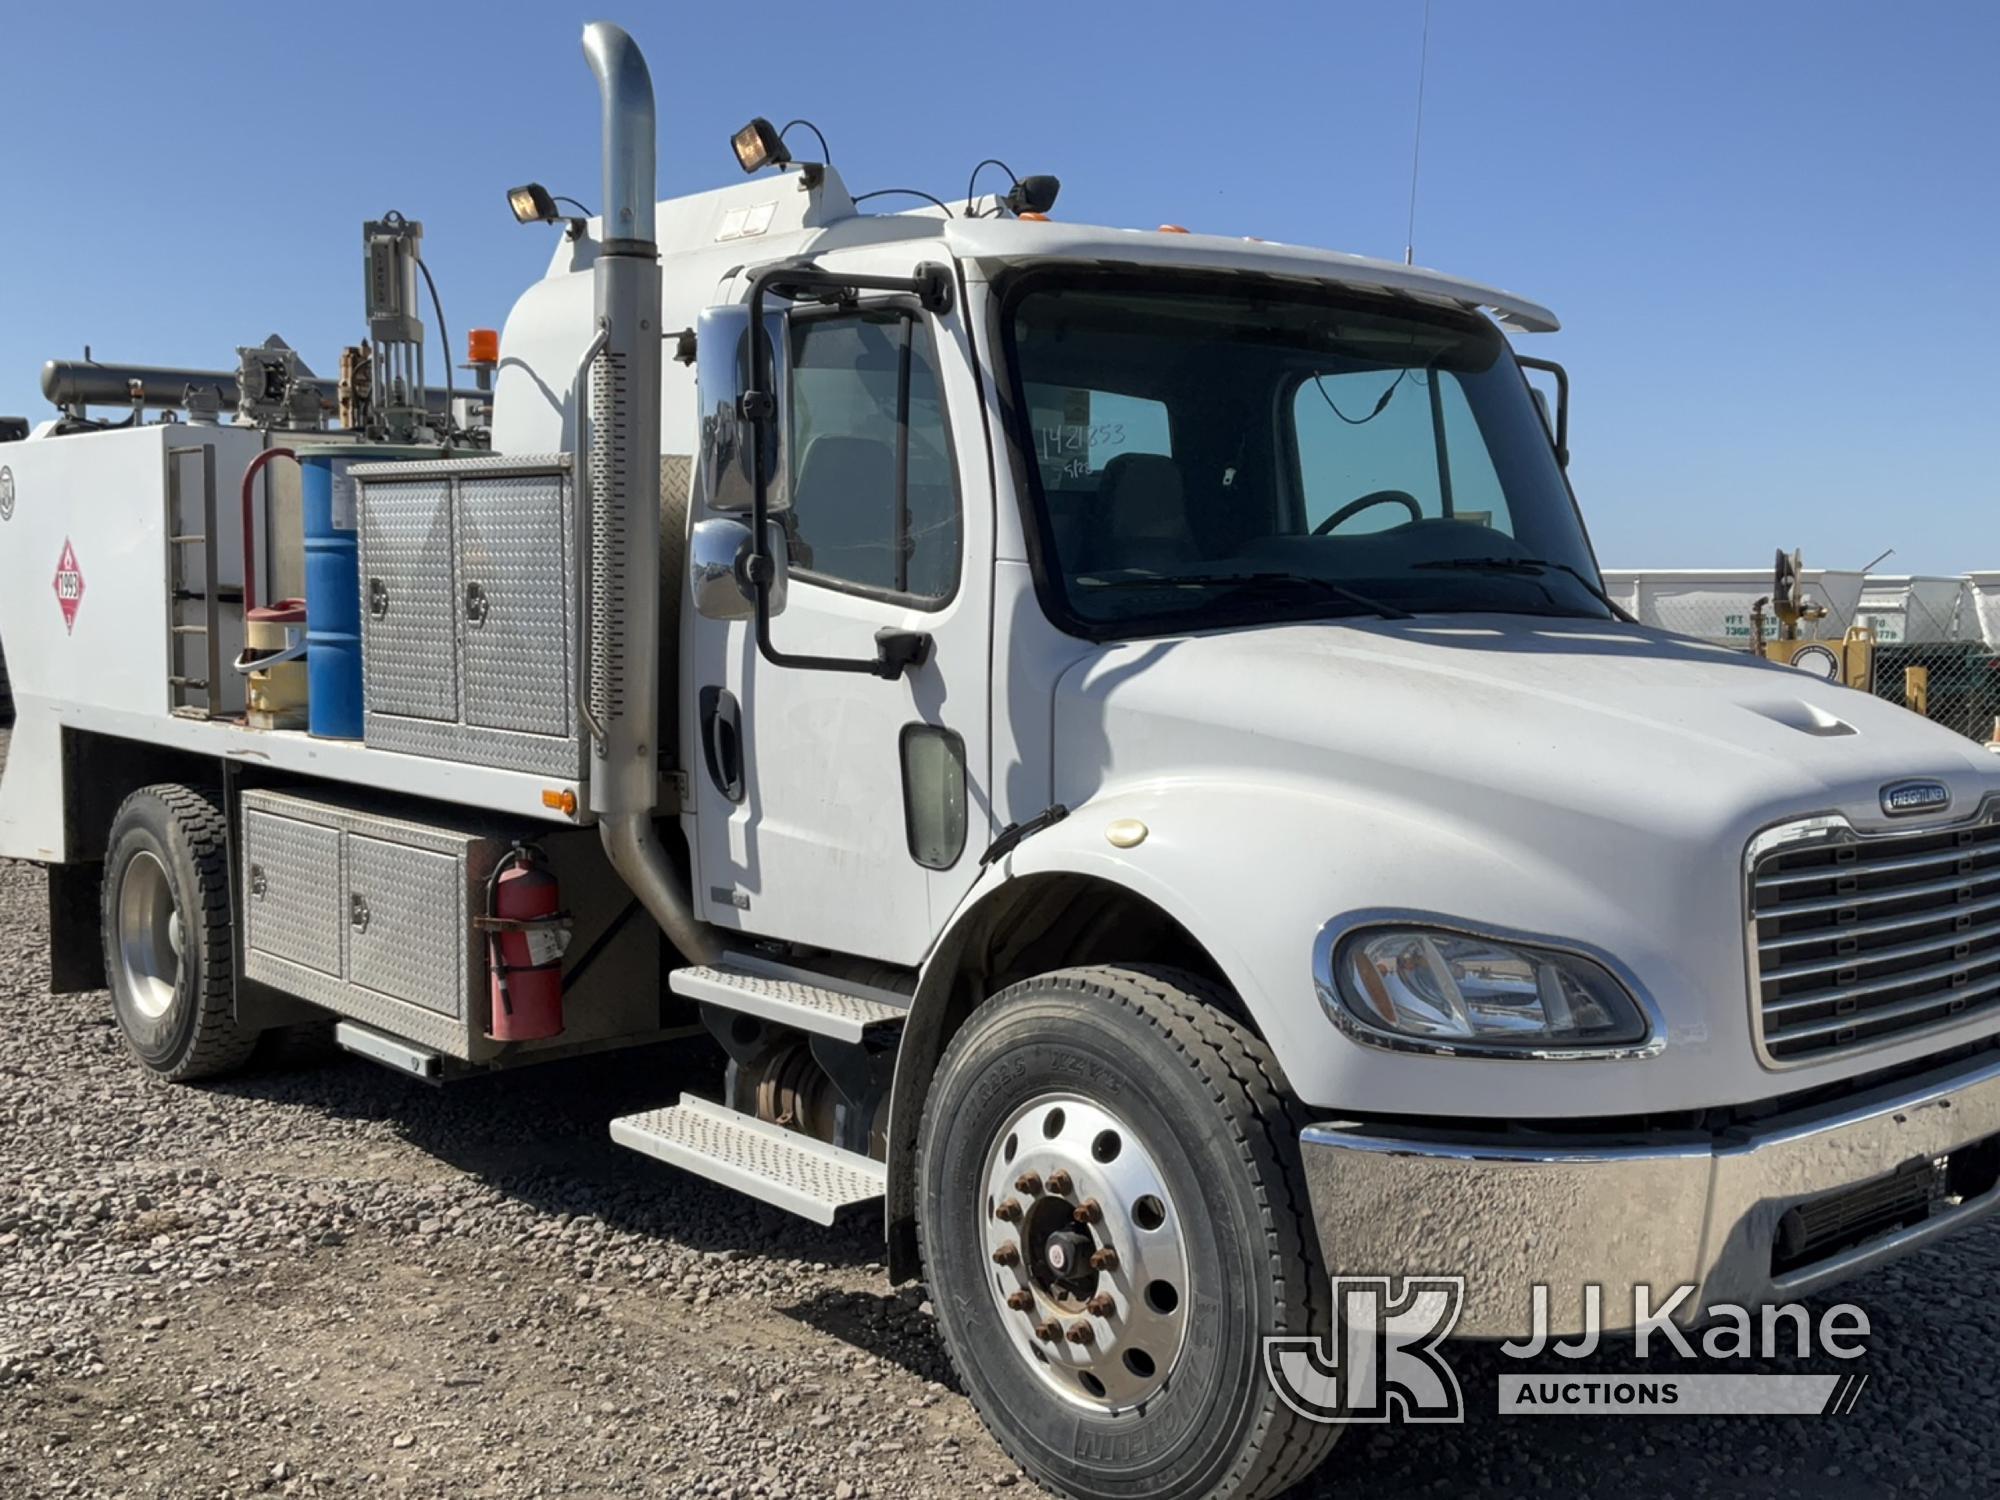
xmin=1045 ymin=1169 xmax=1073 ymax=1196
xmin=994 ymin=1198 xmax=1023 ymax=1223
xmin=1034 ymin=1319 xmax=1063 ymax=1343
xmin=1085 ymin=1293 xmax=1116 ymax=1317
xmin=1007 ymin=1290 xmax=1035 ymax=1311
xmin=1073 ymin=1198 xmax=1103 ymax=1225
xmin=1088 ymin=1247 xmax=1119 ymax=1272
xmin=1065 ymin=1321 xmax=1096 ymax=1345
xmin=991 ymin=1242 xmax=1020 ymax=1266
xmin=1015 ymin=1171 xmax=1043 ymax=1195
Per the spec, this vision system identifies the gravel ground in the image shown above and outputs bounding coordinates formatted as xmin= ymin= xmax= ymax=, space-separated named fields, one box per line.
xmin=4 ymin=729 xmax=2000 ymax=1498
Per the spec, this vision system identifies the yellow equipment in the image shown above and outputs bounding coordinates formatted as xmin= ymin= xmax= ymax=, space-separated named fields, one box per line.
xmin=1751 ymin=549 xmax=1875 ymax=692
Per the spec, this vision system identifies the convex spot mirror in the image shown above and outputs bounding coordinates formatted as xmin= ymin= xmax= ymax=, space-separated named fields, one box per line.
xmin=697 ymin=304 xmax=791 ymax=517
xmin=689 ymin=515 xmax=790 ymax=621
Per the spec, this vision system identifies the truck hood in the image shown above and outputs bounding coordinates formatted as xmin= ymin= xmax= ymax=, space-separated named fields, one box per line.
xmin=1046 ymin=616 xmax=2000 ymax=1114
xmin=1053 ymin=616 xmax=2000 ymax=843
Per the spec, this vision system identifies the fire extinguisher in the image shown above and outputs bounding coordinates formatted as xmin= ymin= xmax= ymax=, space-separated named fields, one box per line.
xmin=482 ymin=845 xmax=568 ymax=1041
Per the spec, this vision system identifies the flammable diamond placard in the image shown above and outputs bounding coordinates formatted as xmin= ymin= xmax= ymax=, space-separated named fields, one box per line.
xmin=53 ymin=537 xmax=84 ymax=634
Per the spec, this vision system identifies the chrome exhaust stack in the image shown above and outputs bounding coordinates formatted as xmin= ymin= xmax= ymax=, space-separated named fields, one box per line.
xmin=580 ymin=20 xmax=718 ymax=966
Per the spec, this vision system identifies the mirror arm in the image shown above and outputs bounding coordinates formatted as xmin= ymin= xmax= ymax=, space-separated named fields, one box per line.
xmin=1516 ymin=354 xmax=1570 ymax=469
xmin=740 ymin=261 xmax=951 ymax=681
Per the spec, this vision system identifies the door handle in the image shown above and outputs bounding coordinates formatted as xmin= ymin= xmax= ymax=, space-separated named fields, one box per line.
xmin=699 ymin=685 xmax=744 ymax=803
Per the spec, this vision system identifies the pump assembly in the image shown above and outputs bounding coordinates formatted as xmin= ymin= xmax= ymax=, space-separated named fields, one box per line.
xmin=37 ymin=213 xmax=484 ymax=447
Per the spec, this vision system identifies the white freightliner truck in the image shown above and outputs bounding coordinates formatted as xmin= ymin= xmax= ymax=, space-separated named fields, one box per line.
xmin=4 ymin=22 xmax=2000 ymax=1498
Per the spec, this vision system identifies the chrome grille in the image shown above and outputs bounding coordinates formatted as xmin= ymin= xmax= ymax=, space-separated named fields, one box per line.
xmin=1750 ymin=807 xmax=2000 ymax=1065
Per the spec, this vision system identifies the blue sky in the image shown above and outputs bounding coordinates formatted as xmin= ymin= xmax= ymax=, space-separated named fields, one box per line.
xmin=1 ymin=1 xmax=1992 ymax=572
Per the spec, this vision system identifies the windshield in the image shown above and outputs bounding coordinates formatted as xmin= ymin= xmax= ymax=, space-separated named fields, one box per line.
xmin=1002 ymin=272 xmax=1609 ymax=636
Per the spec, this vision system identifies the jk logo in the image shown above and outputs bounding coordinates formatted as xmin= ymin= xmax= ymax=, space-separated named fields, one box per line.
xmin=1263 ymin=1276 xmax=1466 ymax=1424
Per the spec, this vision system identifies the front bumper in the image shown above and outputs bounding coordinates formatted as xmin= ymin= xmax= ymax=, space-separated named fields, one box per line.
xmin=1301 ymin=1048 xmax=2000 ymax=1339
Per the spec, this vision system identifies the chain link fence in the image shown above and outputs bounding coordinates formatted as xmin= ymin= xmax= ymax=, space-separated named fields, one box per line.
xmin=1603 ymin=569 xmax=2000 ymax=747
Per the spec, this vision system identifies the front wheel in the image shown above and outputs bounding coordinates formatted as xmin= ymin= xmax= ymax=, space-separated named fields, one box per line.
xmin=101 ymin=784 xmax=258 ymax=1081
xmin=917 ymin=966 xmax=1337 ymax=1500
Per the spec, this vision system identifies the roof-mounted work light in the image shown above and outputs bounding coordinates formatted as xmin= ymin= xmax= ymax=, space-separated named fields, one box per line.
xmin=731 ymin=117 xmax=790 ymax=174
xmin=507 ymin=183 xmax=592 ymax=241
xmin=1003 ymin=174 xmax=1062 ymax=216
xmin=507 ymin=183 xmax=560 ymax=224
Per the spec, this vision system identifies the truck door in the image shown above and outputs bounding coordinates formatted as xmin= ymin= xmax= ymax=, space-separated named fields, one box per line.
xmin=686 ymin=266 xmax=990 ymax=965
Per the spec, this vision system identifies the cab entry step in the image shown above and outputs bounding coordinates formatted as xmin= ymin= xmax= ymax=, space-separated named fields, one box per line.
xmin=609 ymin=1094 xmax=888 ymax=1224
xmin=668 ymin=959 xmax=909 ymax=1044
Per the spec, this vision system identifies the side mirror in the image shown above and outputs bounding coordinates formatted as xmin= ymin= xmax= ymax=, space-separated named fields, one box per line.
xmin=696 ymin=304 xmax=791 ymax=516
xmin=689 ymin=515 xmax=790 ymax=621
xmin=1516 ymin=355 xmax=1570 ymax=470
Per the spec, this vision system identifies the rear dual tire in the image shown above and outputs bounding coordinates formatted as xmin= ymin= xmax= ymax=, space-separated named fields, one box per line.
xmin=101 ymin=784 xmax=258 ymax=1081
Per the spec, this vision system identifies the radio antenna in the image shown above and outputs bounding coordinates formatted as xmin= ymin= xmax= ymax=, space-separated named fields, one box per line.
xmin=1404 ymin=0 xmax=1433 ymax=266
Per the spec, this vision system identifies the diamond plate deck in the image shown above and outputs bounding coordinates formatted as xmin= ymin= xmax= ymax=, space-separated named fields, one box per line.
xmin=668 ymin=962 xmax=908 ymax=1044
xmin=609 ymin=1095 xmax=887 ymax=1224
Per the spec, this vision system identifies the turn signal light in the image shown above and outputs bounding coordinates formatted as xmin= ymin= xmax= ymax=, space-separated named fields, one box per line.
xmin=542 ymin=788 xmax=578 ymax=817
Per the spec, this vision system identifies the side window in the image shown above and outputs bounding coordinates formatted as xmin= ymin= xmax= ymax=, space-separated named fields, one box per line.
xmin=787 ymin=311 xmax=959 ymax=601
xmin=1292 ymin=369 xmax=1514 ymax=536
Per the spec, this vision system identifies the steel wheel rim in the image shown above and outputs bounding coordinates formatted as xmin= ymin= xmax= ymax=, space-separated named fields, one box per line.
xmin=116 ymin=850 xmax=182 ymax=1021
xmin=981 ymin=1093 xmax=1191 ymax=1413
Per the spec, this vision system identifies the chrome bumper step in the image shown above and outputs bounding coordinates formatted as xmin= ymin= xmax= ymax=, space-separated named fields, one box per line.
xmin=609 ymin=1094 xmax=887 ymax=1225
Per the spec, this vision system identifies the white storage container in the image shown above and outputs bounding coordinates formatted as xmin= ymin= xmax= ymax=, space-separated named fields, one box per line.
xmin=1969 ymin=572 xmax=2000 ymax=648
xmin=1854 ymin=576 xmax=1973 ymax=644
xmin=1598 ymin=568 xmax=1867 ymax=644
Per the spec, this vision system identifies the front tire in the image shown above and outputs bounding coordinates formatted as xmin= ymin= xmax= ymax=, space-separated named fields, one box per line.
xmin=101 ymin=784 xmax=257 ymax=1081
xmin=918 ymin=966 xmax=1337 ymax=1500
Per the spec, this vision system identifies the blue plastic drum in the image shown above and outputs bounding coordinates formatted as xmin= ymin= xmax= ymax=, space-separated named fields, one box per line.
xmin=298 ymin=452 xmax=365 ymax=738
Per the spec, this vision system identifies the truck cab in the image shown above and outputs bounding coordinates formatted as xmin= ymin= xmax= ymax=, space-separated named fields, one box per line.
xmin=4 ymin=24 xmax=1999 ymax=1500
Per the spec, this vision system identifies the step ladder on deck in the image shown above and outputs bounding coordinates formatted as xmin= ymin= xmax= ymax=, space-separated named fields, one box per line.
xmin=164 ymin=443 xmax=242 ymax=720
xmin=608 ymin=957 xmax=907 ymax=1223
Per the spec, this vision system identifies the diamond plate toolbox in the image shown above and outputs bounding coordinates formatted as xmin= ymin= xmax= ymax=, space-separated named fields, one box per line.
xmin=351 ymin=454 xmax=582 ymax=778
xmin=240 ymin=789 xmax=506 ymax=1061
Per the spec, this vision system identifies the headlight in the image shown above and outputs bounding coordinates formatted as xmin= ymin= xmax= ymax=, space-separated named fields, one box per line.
xmin=1329 ymin=927 xmax=1648 ymax=1049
